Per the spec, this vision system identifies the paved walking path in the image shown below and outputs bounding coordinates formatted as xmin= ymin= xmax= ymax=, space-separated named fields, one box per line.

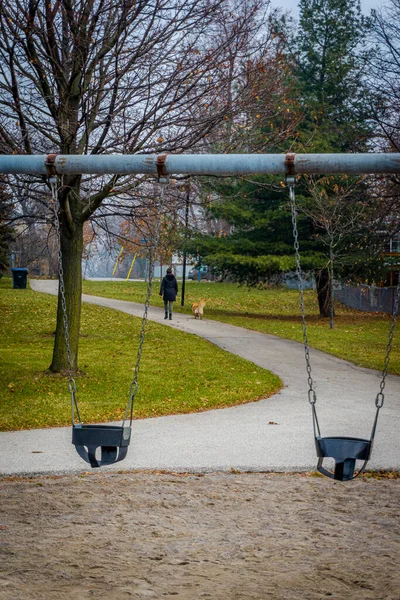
xmin=1 ymin=279 xmax=399 ymax=476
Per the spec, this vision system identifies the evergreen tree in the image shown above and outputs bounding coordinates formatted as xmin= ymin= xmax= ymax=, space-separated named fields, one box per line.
xmin=294 ymin=0 xmax=371 ymax=152
xmin=185 ymin=1 xmax=379 ymax=318
xmin=292 ymin=0 xmax=376 ymax=316
xmin=185 ymin=176 xmax=325 ymax=287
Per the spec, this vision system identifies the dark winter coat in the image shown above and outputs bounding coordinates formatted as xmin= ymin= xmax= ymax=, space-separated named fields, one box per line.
xmin=160 ymin=273 xmax=178 ymax=302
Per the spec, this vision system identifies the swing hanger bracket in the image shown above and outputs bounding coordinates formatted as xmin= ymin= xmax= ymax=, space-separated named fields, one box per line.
xmin=156 ymin=153 xmax=169 ymax=183
xmin=284 ymin=152 xmax=296 ymax=186
xmin=45 ymin=153 xmax=58 ymax=179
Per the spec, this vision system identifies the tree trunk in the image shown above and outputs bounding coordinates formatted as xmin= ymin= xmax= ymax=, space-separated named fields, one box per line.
xmin=315 ymin=267 xmax=334 ymax=318
xmin=49 ymin=213 xmax=83 ymax=373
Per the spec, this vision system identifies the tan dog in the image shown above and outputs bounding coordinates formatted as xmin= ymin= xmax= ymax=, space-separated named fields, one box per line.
xmin=192 ymin=299 xmax=207 ymax=319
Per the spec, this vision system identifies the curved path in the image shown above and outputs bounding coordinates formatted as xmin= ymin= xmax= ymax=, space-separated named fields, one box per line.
xmin=1 ymin=279 xmax=399 ymax=476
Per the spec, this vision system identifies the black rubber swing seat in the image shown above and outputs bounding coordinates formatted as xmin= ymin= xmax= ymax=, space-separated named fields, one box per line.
xmin=315 ymin=436 xmax=372 ymax=481
xmin=72 ymin=424 xmax=132 ymax=468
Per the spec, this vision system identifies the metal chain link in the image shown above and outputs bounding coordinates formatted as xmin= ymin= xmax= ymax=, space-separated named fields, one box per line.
xmin=288 ymin=181 xmax=317 ymax=406
xmin=49 ymin=177 xmax=81 ymax=425
xmin=288 ymin=179 xmax=400 ymax=425
xmin=124 ymin=183 xmax=167 ymax=426
xmin=375 ymin=277 xmax=400 ymax=409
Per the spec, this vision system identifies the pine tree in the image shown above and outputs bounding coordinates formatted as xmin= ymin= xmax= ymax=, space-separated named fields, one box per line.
xmin=185 ymin=1 xmax=378 ymax=317
xmin=185 ymin=176 xmax=325 ymax=287
xmin=292 ymin=0 xmax=375 ymax=316
xmin=294 ymin=0 xmax=371 ymax=153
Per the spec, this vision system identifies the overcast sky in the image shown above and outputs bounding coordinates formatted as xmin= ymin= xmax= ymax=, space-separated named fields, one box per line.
xmin=272 ymin=0 xmax=384 ymax=16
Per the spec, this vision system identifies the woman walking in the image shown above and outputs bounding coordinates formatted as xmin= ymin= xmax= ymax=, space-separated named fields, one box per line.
xmin=159 ymin=267 xmax=178 ymax=320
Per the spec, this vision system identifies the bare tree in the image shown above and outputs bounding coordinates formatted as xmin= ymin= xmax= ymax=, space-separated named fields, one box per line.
xmin=301 ymin=174 xmax=398 ymax=321
xmin=0 ymin=0 xmax=280 ymax=371
xmin=368 ymin=0 xmax=400 ymax=268
xmin=370 ymin=0 xmax=400 ymax=154
xmin=0 ymin=176 xmax=13 ymax=275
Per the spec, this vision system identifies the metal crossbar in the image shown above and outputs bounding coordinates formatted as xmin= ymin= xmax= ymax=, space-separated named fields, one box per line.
xmin=0 ymin=153 xmax=399 ymax=176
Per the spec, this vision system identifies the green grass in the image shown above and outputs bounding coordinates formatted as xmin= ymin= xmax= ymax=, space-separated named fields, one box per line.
xmin=3 ymin=275 xmax=398 ymax=432
xmin=0 ymin=278 xmax=281 ymax=431
xmin=82 ymin=279 xmax=400 ymax=375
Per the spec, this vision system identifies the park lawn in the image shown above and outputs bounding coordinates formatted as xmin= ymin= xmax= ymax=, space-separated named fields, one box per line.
xmin=0 ymin=278 xmax=281 ymax=431
xmin=82 ymin=279 xmax=400 ymax=375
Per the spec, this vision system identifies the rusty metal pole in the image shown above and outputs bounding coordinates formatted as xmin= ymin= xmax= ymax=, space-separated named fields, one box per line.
xmin=0 ymin=153 xmax=400 ymax=176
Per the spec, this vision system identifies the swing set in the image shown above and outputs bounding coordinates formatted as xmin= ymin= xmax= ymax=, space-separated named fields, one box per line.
xmin=111 ymin=246 xmax=137 ymax=280
xmin=50 ymin=176 xmax=166 ymax=468
xmin=287 ymin=176 xmax=399 ymax=480
xmin=4 ymin=152 xmax=400 ymax=480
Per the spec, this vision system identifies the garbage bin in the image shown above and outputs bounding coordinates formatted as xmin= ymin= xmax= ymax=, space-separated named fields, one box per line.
xmin=11 ymin=268 xmax=28 ymax=289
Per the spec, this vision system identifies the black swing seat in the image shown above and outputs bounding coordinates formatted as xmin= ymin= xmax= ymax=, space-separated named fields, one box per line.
xmin=315 ymin=436 xmax=372 ymax=481
xmin=72 ymin=424 xmax=131 ymax=468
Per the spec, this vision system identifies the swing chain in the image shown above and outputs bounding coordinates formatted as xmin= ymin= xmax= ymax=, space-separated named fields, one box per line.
xmin=288 ymin=179 xmax=317 ymax=404
xmin=49 ymin=177 xmax=81 ymax=424
xmin=288 ymin=177 xmax=400 ymax=416
xmin=124 ymin=183 xmax=167 ymax=425
xmin=375 ymin=276 xmax=400 ymax=409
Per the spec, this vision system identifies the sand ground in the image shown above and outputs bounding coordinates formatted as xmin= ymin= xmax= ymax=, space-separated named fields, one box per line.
xmin=0 ymin=471 xmax=399 ymax=600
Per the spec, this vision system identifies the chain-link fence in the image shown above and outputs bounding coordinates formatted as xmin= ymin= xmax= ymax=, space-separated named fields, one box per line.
xmin=335 ymin=282 xmax=399 ymax=315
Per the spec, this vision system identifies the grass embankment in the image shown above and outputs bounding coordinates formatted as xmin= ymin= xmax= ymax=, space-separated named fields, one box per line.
xmin=83 ymin=279 xmax=400 ymax=375
xmin=0 ymin=278 xmax=281 ymax=431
